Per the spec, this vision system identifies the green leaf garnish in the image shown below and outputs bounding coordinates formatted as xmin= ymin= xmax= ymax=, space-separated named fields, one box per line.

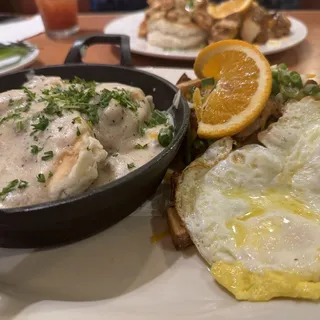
xmin=41 ymin=151 xmax=54 ymax=161
xmin=18 ymin=180 xmax=29 ymax=189
xmin=100 ymin=88 xmax=139 ymax=112
xmin=72 ymin=116 xmax=82 ymax=124
xmin=36 ymin=78 xmax=138 ymax=125
xmin=0 ymin=110 xmax=21 ymax=125
xmin=127 ymin=163 xmax=135 ymax=169
xmin=31 ymin=115 xmax=49 ymax=135
xmin=43 ymin=101 xmax=63 ymax=117
xmin=37 ymin=173 xmax=46 ymax=183
xmin=138 ymin=122 xmax=145 ymax=136
xmin=0 ymin=180 xmax=19 ymax=198
xmin=22 ymin=87 xmax=36 ymax=102
xmin=8 ymin=98 xmax=24 ymax=107
xmin=0 ymin=179 xmax=28 ymax=199
xmin=16 ymin=120 xmax=25 ymax=132
xmin=144 ymin=109 xmax=168 ymax=128
xmin=135 ymin=143 xmax=148 ymax=149
xmin=31 ymin=144 xmax=43 ymax=154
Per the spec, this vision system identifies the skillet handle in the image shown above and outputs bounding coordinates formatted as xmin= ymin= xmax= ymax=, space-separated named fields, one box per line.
xmin=64 ymin=34 xmax=132 ymax=67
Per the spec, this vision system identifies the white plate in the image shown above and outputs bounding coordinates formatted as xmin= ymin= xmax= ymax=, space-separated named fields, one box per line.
xmin=104 ymin=12 xmax=308 ymax=60
xmin=0 ymin=41 xmax=39 ymax=76
xmin=0 ymin=68 xmax=318 ymax=320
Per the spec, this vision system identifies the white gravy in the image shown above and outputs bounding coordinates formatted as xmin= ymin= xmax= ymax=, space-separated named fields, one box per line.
xmin=0 ymin=76 xmax=169 ymax=208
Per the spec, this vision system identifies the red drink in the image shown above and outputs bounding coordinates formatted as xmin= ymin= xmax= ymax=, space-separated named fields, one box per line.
xmin=36 ymin=0 xmax=79 ymax=39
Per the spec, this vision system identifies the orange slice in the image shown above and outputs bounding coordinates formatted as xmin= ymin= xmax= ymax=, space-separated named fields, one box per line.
xmin=207 ymin=0 xmax=253 ymax=20
xmin=193 ymin=39 xmax=272 ymax=139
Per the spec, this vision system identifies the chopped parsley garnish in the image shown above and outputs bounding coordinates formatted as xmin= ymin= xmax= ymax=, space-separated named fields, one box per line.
xmin=37 ymin=173 xmax=46 ymax=183
xmin=36 ymin=78 xmax=139 ymax=125
xmin=48 ymin=171 xmax=53 ymax=178
xmin=99 ymin=89 xmax=113 ymax=106
xmin=16 ymin=120 xmax=25 ymax=132
xmin=112 ymin=153 xmax=119 ymax=157
xmin=8 ymin=98 xmax=24 ymax=107
xmin=144 ymin=109 xmax=168 ymax=128
xmin=42 ymin=89 xmax=50 ymax=95
xmin=0 ymin=110 xmax=21 ymax=125
xmin=43 ymin=100 xmax=63 ymax=117
xmin=18 ymin=180 xmax=29 ymax=189
xmin=0 ymin=179 xmax=28 ymax=199
xmin=31 ymin=145 xmax=43 ymax=154
xmin=72 ymin=116 xmax=82 ymax=124
xmin=2 ymin=78 xmax=146 ymax=143
xmin=22 ymin=87 xmax=36 ymax=101
xmin=127 ymin=163 xmax=135 ymax=169
xmin=41 ymin=151 xmax=54 ymax=161
xmin=138 ymin=122 xmax=145 ymax=136
xmin=0 ymin=180 xmax=19 ymax=197
xmin=135 ymin=143 xmax=148 ymax=149
xmin=0 ymin=100 xmax=31 ymax=125
xmin=100 ymin=88 xmax=139 ymax=112
xmin=31 ymin=115 xmax=49 ymax=135
xmin=39 ymin=78 xmax=98 ymax=123
xmin=138 ymin=109 xmax=169 ymax=137
xmin=22 ymin=87 xmax=36 ymax=111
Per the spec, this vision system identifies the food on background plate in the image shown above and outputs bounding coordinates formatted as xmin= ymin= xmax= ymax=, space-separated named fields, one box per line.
xmin=207 ymin=0 xmax=252 ymax=19
xmin=0 ymin=42 xmax=35 ymax=70
xmin=139 ymin=0 xmax=210 ymax=49
xmin=139 ymin=0 xmax=291 ymax=50
xmin=167 ymin=39 xmax=320 ymax=301
xmin=0 ymin=76 xmax=174 ymax=208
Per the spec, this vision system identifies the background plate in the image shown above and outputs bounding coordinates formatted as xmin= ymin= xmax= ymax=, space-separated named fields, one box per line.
xmin=0 ymin=41 xmax=39 ymax=76
xmin=0 ymin=68 xmax=318 ymax=320
xmin=104 ymin=12 xmax=308 ymax=60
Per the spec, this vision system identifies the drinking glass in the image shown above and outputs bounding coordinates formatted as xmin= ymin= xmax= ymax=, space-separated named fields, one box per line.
xmin=36 ymin=0 xmax=79 ymax=39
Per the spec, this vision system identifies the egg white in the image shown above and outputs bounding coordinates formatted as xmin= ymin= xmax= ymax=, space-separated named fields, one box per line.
xmin=176 ymin=97 xmax=320 ymax=300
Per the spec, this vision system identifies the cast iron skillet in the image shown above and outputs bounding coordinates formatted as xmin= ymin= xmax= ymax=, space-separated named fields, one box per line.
xmin=0 ymin=35 xmax=189 ymax=248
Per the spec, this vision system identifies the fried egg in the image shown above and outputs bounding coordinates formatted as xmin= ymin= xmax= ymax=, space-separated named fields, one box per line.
xmin=175 ymin=97 xmax=320 ymax=301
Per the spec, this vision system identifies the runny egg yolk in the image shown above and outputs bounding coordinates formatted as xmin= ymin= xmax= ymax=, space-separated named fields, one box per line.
xmin=225 ymin=189 xmax=320 ymax=248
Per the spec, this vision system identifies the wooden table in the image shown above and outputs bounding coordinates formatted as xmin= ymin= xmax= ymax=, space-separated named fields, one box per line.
xmin=28 ymin=11 xmax=320 ymax=74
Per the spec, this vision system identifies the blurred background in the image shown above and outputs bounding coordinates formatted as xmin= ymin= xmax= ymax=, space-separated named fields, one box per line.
xmin=0 ymin=0 xmax=319 ymax=14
